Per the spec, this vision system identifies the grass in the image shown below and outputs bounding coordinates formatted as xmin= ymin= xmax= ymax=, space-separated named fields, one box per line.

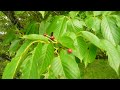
xmin=78 ymin=59 xmax=120 ymax=79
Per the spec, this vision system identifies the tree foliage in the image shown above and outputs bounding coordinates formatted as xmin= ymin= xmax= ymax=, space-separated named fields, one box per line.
xmin=1 ymin=11 xmax=120 ymax=79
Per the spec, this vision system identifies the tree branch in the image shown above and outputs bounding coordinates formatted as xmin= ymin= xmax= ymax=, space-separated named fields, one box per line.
xmin=2 ymin=11 xmax=23 ymax=30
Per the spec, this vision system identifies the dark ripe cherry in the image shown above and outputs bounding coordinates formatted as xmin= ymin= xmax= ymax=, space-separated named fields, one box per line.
xmin=67 ymin=49 xmax=72 ymax=54
xmin=50 ymin=36 xmax=55 ymax=40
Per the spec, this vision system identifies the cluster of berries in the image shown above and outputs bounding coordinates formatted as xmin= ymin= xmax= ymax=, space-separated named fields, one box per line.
xmin=43 ymin=33 xmax=72 ymax=54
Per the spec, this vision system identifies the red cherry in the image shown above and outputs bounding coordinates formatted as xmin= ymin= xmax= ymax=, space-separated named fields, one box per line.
xmin=50 ymin=36 xmax=55 ymax=40
xmin=67 ymin=49 xmax=72 ymax=54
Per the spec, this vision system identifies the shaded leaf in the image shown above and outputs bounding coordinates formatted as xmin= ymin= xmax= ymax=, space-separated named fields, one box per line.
xmin=25 ymin=22 xmax=39 ymax=34
xmin=83 ymin=44 xmax=97 ymax=67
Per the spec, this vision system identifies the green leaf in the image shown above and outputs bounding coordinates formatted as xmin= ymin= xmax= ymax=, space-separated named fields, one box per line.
xmin=21 ymin=34 xmax=49 ymax=43
xmin=50 ymin=50 xmax=81 ymax=79
xmin=116 ymin=45 xmax=120 ymax=55
xmin=9 ymin=39 xmax=20 ymax=55
xmin=25 ymin=22 xmax=39 ymax=34
xmin=85 ymin=17 xmax=101 ymax=33
xmin=39 ymin=21 xmax=51 ymax=35
xmin=100 ymin=39 xmax=120 ymax=75
xmin=46 ymin=16 xmax=67 ymax=39
xmin=93 ymin=11 xmax=102 ymax=16
xmin=21 ymin=43 xmax=42 ymax=79
xmin=39 ymin=11 xmax=45 ymax=18
xmin=3 ymin=31 xmax=16 ymax=45
xmin=38 ymin=43 xmax=54 ymax=76
xmin=111 ymin=15 xmax=120 ymax=28
xmin=81 ymin=31 xmax=101 ymax=49
xmin=50 ymin=57 xmax=66 ymax=79
xmin=85 ymin=11 xmax=93 ymax=16
xmin=39 ymin=16 xmax=53 ymax=35
xmin=83 ymin=44 xmax=97 ymax=67
xmin=72 ymin=19 xmax=83 ymax=28
xmin=65 ymin=31 xmax=77 ymax=40
xmin=67 ymin=19 xmax=84 ymax=34
xmin=58 ymin=35 xmax=75 ymax=49
xmin=102 ymin=11 xmax=113 ymax=16
xmin=73 ymin=37 xmax=88 ymax=62
xmin=2 ymin=40 xmax=33 ymax=79
xmin=67 ymin=19 xmax=76 ymax=33
xmin=69 ymin=11 xmax=79 ymax=18
xmin=72 ymin=19 xmax=85 ymax=31
xmin=48 ymin=69 xmax=56 ymax=79
xmin=101 ymin=16 xmax=120 ymax=45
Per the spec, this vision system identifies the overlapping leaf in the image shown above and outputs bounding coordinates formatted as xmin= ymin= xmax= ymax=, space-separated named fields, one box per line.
xmin=101 ymin=16 xmax=120 ymax=46
xmin=39 ymin=19 xmax=51 ymax=35
xmin=2 ymin=40 xmax=33 ymax=79
xmin=69 ymin=11 xmax=79 ymax=18
xmin=85 ymin=17 xmax=101 ymax=33
xmin=21 ymin=34 xmax=49 ymax=43
xmin=50 ymin=50 xmax=81 ymax=79
xmin=46 ymin=16 xmax=67 ymax=39
xmin=80 ymin=31 xmax=101 ymax=49
xmin=58 ymin=35 xmax=75 ymax=49
xmin=83 ymin=44 xmax=97 ymax=67
xmin=93 ymin=11 xmax=102 ymax=16
xmin=73 ymin=36 xmax=88 ymax=62
xmin=38 ymin=43 xmax=54 ymax=76
xmin=21 ymin=43 xmax=42 ymax=79
xmin=25 ymin=22 xmax=39 ymax=34
xmin=9 ymin=39 xmax=20 ymax=55
xmin=100 ymin=39 xmax=120 ymax=75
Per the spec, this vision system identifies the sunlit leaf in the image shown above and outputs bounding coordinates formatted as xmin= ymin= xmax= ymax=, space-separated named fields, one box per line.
xmin=85 ymin=17 xmax=101 ymax=33
xmin=73 ymin=36 xmax=88 ymax=62
xmin=101 ymin=16 xmax=120 ymax=45
xmin=39 ymin=11 xmax=45 ymax=18
xmin=58 ymin=35 xmax=75 ymax=49
xmin=93 ymin=11 xmax=102 ymax=16
xmin=46 ymin=16 xmax=67 ymax=39
xmin=38 ymin=43 xmax=54 ymax=76
xmin=50 ymin=50 xmax=81 ymax=79
xmin=100 ymin=39 xmax=120 ymax=75
xmin=81 ymin=31 xmax=101 ymax=49
xmin=2 ymin=40 xmax=33 ymax=79
xmin=21 ymin=43 xmax=42 ymax=79
xmin=69 ymin=11 xmax=79 ymax=18
xmin=21 ymin=34 xmax=49 ymax=43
